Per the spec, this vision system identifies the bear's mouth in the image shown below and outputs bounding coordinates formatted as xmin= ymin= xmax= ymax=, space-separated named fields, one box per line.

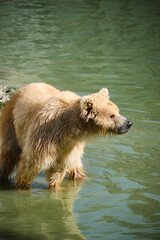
xmin=106 ymin=129 xmax=128 ymax=135
xmin=116 ymin=127 xmax=130 ymax=135
xmin=107 ymin=125 xmax=132 ymax=135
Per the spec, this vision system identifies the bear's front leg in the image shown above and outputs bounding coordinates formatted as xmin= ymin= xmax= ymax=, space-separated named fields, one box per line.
xmin=46 ymin=168 xmax=66 ymax=191
xmin=68 ymin=168 xmax=86 ymax=180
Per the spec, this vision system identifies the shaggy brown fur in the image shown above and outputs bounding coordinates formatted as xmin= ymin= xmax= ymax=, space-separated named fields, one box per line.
xmin=0 ymin=83 xmax=132 ymax=190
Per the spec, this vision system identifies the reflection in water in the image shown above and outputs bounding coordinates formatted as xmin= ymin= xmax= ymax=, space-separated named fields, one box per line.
xmin=0 ymin=180 xmax=86 ymax=240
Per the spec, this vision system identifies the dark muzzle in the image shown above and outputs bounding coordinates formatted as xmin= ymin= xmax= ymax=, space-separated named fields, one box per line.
xmin=116 ymin=119 xmax=133 ymax=134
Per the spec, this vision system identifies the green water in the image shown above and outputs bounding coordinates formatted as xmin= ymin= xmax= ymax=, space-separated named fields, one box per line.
xmin=0 ymin=0 xmax=160 ymax=239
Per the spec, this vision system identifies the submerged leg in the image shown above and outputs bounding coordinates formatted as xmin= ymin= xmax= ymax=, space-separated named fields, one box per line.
xmin=68 ymin=167 xmax=86 ymax=180
xmin=46 ymin=168 xmax=66 ymax=191
xmin=15 ymin=157 xmax=38 ymax=190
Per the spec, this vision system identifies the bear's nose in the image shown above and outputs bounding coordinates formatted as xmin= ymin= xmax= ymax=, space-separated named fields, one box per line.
xmin=126 ymin=120 xmax=133 ymax=128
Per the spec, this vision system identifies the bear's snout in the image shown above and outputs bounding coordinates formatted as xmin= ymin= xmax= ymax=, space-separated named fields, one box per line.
xmin=115 ymin=118 xmax=133 ymax=135
xmin=126 ymin=120 xmax=133 ymax=129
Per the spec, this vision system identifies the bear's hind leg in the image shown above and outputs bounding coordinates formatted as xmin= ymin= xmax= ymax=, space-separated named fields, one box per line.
xmin=15 ymin=157 xmax=38 ymax=190
xmin=0 ymin=121 xmax=22 ymax=184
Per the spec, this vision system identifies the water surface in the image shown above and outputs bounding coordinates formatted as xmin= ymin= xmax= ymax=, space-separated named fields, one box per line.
xmin=0 ymin=0 xmax=160 ymax=239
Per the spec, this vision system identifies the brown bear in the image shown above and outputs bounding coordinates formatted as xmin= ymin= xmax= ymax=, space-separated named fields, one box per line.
xmin=0 ymin=83 xmax=133 ymax=190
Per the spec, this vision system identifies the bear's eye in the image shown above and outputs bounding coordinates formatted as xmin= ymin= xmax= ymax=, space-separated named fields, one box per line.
xmin=110 ymin=114 xmax=115 ymax=119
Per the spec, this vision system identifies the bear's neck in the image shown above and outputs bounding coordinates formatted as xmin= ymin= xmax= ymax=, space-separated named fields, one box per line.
xmin=48 ymin=102 xmax=93 ymax=146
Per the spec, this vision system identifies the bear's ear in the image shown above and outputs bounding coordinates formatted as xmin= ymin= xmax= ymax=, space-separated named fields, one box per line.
xmin=80 ymin=96 xmax=94 ymax=121
xmin=99 ymin=88 xmax=110 ymax=98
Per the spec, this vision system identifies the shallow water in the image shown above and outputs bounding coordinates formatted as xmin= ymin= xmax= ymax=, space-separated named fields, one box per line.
xmin=0 ymin=0 xmax=160 ymax=239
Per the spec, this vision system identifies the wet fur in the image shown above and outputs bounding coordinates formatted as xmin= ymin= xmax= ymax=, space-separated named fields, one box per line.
xmin=0 ymin=83 xmax=130 ymax=190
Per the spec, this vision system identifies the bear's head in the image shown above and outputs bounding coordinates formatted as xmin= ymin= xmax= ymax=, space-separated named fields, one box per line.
xmin=80 ymin=88 xmax=133 ymax=135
